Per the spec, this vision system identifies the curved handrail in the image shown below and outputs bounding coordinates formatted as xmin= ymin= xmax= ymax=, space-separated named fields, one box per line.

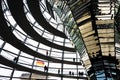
xmin=0 ymin=55 xmax=87 ymax=79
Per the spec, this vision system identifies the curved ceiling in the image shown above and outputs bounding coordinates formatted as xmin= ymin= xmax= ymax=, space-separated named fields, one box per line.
xmin=27 ymin=0 xmax=68 ymax=39
xmin=0 ymin=7 xmax=78 ymax=64
xmin=6 ymin=0 xmax=75 ymax=52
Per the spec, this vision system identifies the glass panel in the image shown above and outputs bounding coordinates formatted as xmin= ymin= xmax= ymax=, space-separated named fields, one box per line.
xmin=20 ymin=52 xmax=34 ymax=59
xmin=13 ymin=30 xmax=26 ymax=41
xmin=39 ymin=44 xmax=50 ymax=50
xmin=63 ymin=64 xmax=77 ymax=75
xmin=98 ymin=33 xmax=114 ymax=37
xmin=1 ymin=50 xmax=16 ymax=61
xmin=80 ymin=26 xmax=93 ymax=34
xmin=87 ymin=48 xmax=100 ymax=54
xmin=82 ymin=59 xmax=91 ymax=70
xmin=0 ymin=67 xmax=12 ymax=76
xmin=101 ymin=47 xmax=114 ymax=52
xmin=18 ymin=56 xmax=33 ymax=68
xmin=102 ymin=52 xmax=115 ymax=56
xmin=31 ymin=73 xmax=46 ymax=79
xmin=13 ymin=70 xmax=29 ymax=78
xmin=32 ymin=27 xmax=43 ymax=36
xmin=87 ymin=46 xmax=100 ymax=53
xmin=85 ymin=40 xmax=98 ymax=46
xmin=48 ymin=76 xmax=60 ymax=80
xmin=96 ymin=20 xmax=114 ymax=25
xmin=76 ymin=15 xmax=90 ymax=23
xmin=82 ymin=31 xmax=95 ymax=38
xmin=25 ymin=44 xmax=37 ymax=51
xmin=3 ymin=43 xmax=19 ymax=54
xmin=97 ymin=29 xmax=114 ymax=33
xmin=86 ymin=45 xmax=99 ymax=50
xmin=99 ymin=38 xmax=114 ymax=42
xmin=79 ymin=22 xmax=92 ymax=30
xmin=0 ymin=77 xmax=10 ymax=80
xmin=83 ymin=35 xmax=98 ymax=42
xmin=48 ymin=63 xmax=60 ymax=74
xmin=50 ymin=51 xmax=62 ymax=59
xmin=26 ymin=38 xmax=38 ymax=47
xmin=64 ymin=53 xmax=76 ymax=62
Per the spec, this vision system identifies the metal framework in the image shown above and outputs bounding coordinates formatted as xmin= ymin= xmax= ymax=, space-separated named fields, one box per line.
xmin=1 ymin=0 xmax=120 ymax=80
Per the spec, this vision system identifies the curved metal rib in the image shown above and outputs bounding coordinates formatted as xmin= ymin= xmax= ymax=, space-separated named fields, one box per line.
xmin=0 ymin=4 xmax=80 ymax=65
xmin=6 ymin=0 xmax=75 ymax=52
xmin=27 ymin=0 xmax=67 ymax=38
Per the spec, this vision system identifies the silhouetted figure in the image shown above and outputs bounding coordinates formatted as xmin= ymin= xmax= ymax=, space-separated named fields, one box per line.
xmin=109 ymin=53 xmax=111 ymax=57
xmin=79 ymin=72 xmax=84 ymax=76
xmin=69 ymin=71 xmax=71 ymax=75
xmin=44 ymin=65 xmax=48 ymax=72
xmin=73 ymin=58 xmax=75 ymax=62
xmin=93 ymin=55 xmax=95 ymax=58
xmin=46 ymin=51 xmax=48 ymax=56
xmin=79 ymin=72 xmax=81 ymax=76
xmin=58 ymin=69 xmax=60 ymax=74
xmin=13 ymin=57 xmax=18 ymax=63
xmin=72 ymin=72 xmax=74 ymax=76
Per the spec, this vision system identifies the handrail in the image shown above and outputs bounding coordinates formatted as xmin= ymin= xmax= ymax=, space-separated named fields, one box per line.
xmin=0 ymin=55 xmax=87 ymax=79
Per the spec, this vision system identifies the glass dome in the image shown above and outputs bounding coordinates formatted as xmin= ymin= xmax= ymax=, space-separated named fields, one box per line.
xmin=0 ymin=0 xmax=87 ymax=80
